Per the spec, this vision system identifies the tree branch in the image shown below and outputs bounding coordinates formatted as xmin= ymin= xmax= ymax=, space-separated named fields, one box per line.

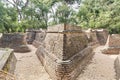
xmin=6 ymin=0 xmax=15 ymax=7
xmin=22 ymin=0 xmax=29 ymax=10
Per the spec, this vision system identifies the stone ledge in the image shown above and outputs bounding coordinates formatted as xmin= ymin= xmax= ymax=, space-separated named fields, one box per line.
xmin=0 ymin=49 xmax=13 ymax=69
xmin=102 ymin=47 xmax=120 ymax=54
xmin=48 ymin=24 xmax=81 ymax=32
xmin=0 ymin=48 xmax=17 ymax=74
xmin=46 ymin=30 xmax=82 ymax=34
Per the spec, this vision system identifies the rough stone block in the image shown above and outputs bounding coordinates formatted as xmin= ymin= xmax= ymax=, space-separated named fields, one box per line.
xmin=0 ymin=48 xmax=17 ymax=74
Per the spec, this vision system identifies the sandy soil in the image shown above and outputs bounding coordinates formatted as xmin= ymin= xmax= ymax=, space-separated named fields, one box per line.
xmin=14 ymin=45 xmax=51 ymax=80
xmin=76 ymin=46 xmax=117 ymax=80
xmin=14 ymin=45 xmax=117 ymax=80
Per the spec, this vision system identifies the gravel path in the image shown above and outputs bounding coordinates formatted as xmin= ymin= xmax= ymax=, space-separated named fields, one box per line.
xmin=14 ymin=45 xmax=117 ymax=80
xmin=77 ymin=46 xmax=117 ymax=80
xmin=14 ymin=45 xmax=51 ymax=80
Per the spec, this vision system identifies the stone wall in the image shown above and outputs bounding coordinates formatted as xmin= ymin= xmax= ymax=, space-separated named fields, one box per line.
xmin=84 ymin=29 xmax=108 ymax=48
xmin=84 ymin=29 xmax=99 ymax=48
xmin=36 ymin=24 xmax=94 ymax=80
xmin=106 ymin=34 xmax=120 ymax=47
xmin=26 ymin=29 xmax=36 ymax=44
xmin=102 ymin=34 xmax=120 ymax=54
xmin=0 ymin=48 xmax=17 ymax=74
xmin=0 ymin=33 xmax=31 ymax=53
xmin=32 ymin=30 xmax=46 ymax=48
xmin=96 ymin=29 xmax=108 ymax=45
xmin=26 ymin=29 xmax=46 ymax=48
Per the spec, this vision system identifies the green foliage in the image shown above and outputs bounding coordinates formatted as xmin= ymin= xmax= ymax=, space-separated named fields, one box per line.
xmin=77 ymin=0 xmax=120 ymax=34
xmin=0 ymin=0 xmax=120 ymax=34
xmin=0 ymin=2 xmax=18 ymax=33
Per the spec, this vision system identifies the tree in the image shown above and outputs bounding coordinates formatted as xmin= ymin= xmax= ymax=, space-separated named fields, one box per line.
xmin=0 ymin=1 xmax=18 ymax=33
xmin=5 ymin=0 xmax=29 ymax=21
xmin=77 ymin=0 xmax=120 ymax=34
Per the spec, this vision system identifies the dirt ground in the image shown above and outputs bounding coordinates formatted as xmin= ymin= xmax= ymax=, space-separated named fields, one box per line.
xmin=14 ymin=45 xmax=117 ymax=80
xmin=14 ymin=45 xmax=51 ymax=80
xmin=76 ymin=46 xmax=117 ymax=80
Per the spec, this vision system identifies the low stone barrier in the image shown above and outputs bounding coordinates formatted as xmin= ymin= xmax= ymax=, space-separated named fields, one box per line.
xmin=26 ymin=29 xmax=46 ymax=48
xmin=32 ymin=30 xmax=46 ymax=48
xmin=0 ymin=33 xmax=31 ymax=53
xmin=96 ymin=29 xmax=108 ymax=45
xmin=26 ymin=29 xmax=36 ymax=44
xmin=0 ymin=48 xmax=17 ymax=74
xmin=36 ymin=24 xmax=94 ymax=80
xmin=84 ymin=29 xmax=100 ymax=48
xmin=102 ymin=34 xmax=120 ymax=54
xmin=84 ymin=29 xmax=108 ymax=48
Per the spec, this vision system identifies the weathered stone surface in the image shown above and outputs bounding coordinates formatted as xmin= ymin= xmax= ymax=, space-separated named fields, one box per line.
xmin=26 ymin=29 xmax=36 ymax=44
xmin=36 ymin=24 xmax=94 ymax=80
xmin=102 ymin=34 xmax=120 ymax=54
xmin=115 ymin=55 xmax=120 ymax=80
xmin=0 ymin=48 xmax=17 ymax=74
xmin=84 ymin=29 xmax=108 ymax=48
xmin=26 ymin=29 xmax=46 ymax=47
xmin=36 ymin=46 xmax=93 ymax=80
xmin=0 ymin=33 xmax=31 ymax=53
xmin=96 ymin=29 xmax=108 ymax=45
xmin=106 ymin=34 xmax=120 ymax=47
xmin=84 ymin=29 xmax=99 ymax=48
xmin=44 ymin=24 xmax=88 ymax=60
xmin=47 ymin=24 xmax=82 ymax=32
xmin=32 ymin=30 xmax=46 ymax=48
xmin=102 ymin=47 xmax=120 ymax=54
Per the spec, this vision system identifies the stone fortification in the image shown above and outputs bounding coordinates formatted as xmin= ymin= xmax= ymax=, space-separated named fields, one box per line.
xmin=36 ymin=24 xmax=94 ymax=80
xmin=0 ymin=33 xmax=30 ymax=52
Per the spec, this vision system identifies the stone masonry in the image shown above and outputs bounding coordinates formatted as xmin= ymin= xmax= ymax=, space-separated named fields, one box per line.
xmin=36 ymin=24 xmax=94 ymax=80
xmin=84 ymin=29 xmax=108 ymax=47
xmin=0 ymin=48 xmax=17 ymax=74
xmin=26 ymin=29 xmax=36 ymax=44
xmin=96 ymin=29 xmax=108 ymax=45
xmin=0 ymin=33 xmax=31 ymax=53
xmin=32 ymin=30 xmax=46 ymax=48
xmin=84 ymin=29 xmax=99 ymax=48
xmin=102 ymin=34 xmax=120 ymax=54
xmin=26 ymin=29 xmax=46 ymax=48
